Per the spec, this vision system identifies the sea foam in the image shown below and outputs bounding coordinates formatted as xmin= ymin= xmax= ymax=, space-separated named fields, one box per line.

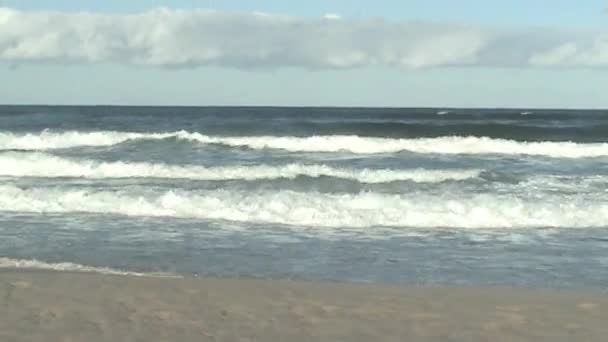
xmin=0 ymin=152 xmax=480 ymax=183
xmin=0 ymin=185 xmax=606 ymax=229
xmin=1 ymin=130 xmax=607 ymax=158
xmin=0 ymin=257 xmax=177 ymax=277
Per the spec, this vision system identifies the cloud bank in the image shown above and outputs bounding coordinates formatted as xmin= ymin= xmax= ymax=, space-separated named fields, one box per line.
xmin=0 ymin=7 xmax=606 ymax=69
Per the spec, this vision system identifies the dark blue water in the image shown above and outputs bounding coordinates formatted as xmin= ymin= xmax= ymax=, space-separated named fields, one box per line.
xmin=0 ymin=105 xmax=607 ymax=288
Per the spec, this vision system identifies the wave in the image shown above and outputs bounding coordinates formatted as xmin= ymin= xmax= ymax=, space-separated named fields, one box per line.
xmin=1 ymin=130 xmax=607 ymax=157
xmin=0 ymin=130 xmax=156 ymax=150
xmin=0 ymin=257 xmax=177 ymax=277
xmin=182 ymin=121 xmax=608 ymax=142
xmin=518 ymin=174 xmax=608 ymax=193
xmin=184 ymin=133 xmax=608 ymax=157
xmin=0 ymin=185 xmax=606 ymax=229
xmin=0 ymin=152 xmax=480 ymax=183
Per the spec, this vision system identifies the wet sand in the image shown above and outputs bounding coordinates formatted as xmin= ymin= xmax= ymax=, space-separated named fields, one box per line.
xmin=1 ymin=270 xmax=606 ymax=342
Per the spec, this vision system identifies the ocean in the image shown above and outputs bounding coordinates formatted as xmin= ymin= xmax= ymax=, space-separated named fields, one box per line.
xmin=0 ymin=105 xmax=607 ymax=288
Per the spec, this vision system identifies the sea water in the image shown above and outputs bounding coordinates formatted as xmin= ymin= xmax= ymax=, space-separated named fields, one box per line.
xmin=0 ymin=106 xmax=607 ymax=288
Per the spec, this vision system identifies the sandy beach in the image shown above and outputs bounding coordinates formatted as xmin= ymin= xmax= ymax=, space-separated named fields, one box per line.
xmin=0 ymin=270 xmax=606 ymax=342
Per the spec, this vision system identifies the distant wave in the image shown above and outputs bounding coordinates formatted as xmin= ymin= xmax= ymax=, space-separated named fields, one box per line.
xmin=187 ymin=134 xmax=608 ymax=157
xmin=0 ymin=152 xmax=481 ymax=183
xmin=1 ymin=130 xmax=607 ymax=158
xmin=0 ymin=257 xmax=177 ymax=277
xmin=1 ymin=185 xmax=606 ymax=229
xmin=0 ymin=130 xmax=153 ymax=150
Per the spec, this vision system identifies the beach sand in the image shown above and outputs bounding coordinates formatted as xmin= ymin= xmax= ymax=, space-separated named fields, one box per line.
xmin=1 ymin=270 xmax=606 ymax=342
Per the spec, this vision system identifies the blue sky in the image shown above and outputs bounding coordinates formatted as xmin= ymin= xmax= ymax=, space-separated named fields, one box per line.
xmin=3 ymin=0 xmax=607 ymax=27
xmin=0 ymin=1 xmax=607 ymax=107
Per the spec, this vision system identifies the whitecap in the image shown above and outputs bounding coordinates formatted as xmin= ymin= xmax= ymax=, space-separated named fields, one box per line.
xmin=2 ymin=130 xmax=606 ymax=158
xmin=0 ymin=185 xmax=606 ymax=229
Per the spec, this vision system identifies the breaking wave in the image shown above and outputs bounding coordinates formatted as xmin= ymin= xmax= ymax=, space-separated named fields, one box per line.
xmin=0 ymin=185 xmax=606 ymax=229
xmin=1 ymin=130 xmax=607 ymax=157
xmin=0 ymin=152 xmax=481 ymax=183
xmin=0 ymin=130 xmax=153 ymax=150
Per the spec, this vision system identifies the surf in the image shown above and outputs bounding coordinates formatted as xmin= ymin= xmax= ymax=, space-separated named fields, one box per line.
xmin=1 ymin=130 xmax=607 ymax=158
xmin=1 ymin=185 xmax=606 ymax=229
xmin=0 ymin=152 xmax=482 ymax=183
xmin=0 ymin=257 xmax=177 ymax=277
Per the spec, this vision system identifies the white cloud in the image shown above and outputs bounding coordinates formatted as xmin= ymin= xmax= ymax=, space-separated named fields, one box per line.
xmin=0 ymin=7 xmax=606 ymax=69
xmin=323 ymin=13 xmax=342 ymax=20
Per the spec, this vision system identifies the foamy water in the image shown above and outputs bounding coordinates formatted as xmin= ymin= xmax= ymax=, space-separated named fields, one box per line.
xmin=1 ymin=130 xmax=607 ymax=157
xmin=0 ymin=185 xmax=606 ymax=228
xmin=0 ymin=257 xmax=178 ymax=277
xmin=0 ymin=152 xmax=482 ymax=183
xmin=1 ymin=106 xmax=607 ymax=287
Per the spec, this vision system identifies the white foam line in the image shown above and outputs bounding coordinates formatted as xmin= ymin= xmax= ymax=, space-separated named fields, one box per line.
xmin=1 ymin=130 xmax=607 ymax=158
xmin=0 ymin=185 xmax=606 ymax=229
xmin=0 ymin=130 xmax=157 ymax=150
xmin=190 ymin=133 xmax=608 ymax=158
xmin=0 ymin=152 xmax=481 ymax=183
xmin=0 ymin=257 xmax=179 ymax=278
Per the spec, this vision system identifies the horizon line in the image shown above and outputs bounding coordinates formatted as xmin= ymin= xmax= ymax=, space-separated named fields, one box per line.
xmin=0 ymin=103 xmax=606 ymax=111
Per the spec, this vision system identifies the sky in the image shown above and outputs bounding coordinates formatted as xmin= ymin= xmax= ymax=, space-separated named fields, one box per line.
xmin=0 ymin=0 xmax=607 ymax=108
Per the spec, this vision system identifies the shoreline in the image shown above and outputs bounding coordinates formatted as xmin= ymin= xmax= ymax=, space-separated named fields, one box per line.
xmin=1 ymin=269 xmax=606 ymax=341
